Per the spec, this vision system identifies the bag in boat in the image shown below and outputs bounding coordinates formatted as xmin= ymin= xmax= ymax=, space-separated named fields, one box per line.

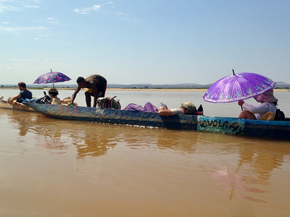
xmin=36 ymin=91 xmax=51 ymax=104
xmin=97 ymin=96 xmax=121 ymax=109
xmin=275 ymin=109 xmax=290 ymax=121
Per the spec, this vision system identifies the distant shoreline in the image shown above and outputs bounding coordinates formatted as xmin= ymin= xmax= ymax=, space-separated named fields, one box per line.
xmin=105 ymin=88 xmax=290 ymax=92
xmin=0 ymin=87 xmax=289 ymax=92
xmin=109 ymin=88 xmax=290 ymax=92
xmin=106 ymin=88 xmax=209 ymax=92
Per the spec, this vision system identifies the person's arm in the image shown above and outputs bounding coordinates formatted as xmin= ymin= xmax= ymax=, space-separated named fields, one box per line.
xmin=9 ymin=94 xmax=21 ymax=105
xmin=238 ymin=100 xmax=244 ymax=107
xmin=242 ymin=102 xmax=270 ymax=115
xmin=158 ymin=106 xmax=173 ymax=116
xmin=71 ymin=86 xmax=81 ymax=104
xmin=158 ymin=107 xmax=183 ymax=116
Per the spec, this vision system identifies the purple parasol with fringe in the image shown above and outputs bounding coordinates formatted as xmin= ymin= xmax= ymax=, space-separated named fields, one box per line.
xmin=203 ymin=70 xmax=276 ymax=103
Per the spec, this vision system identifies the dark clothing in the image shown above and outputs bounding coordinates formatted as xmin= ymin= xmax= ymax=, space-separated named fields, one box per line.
xmin=20 ymin=89 xmax=32 ymax=99
xmin=87 ymin=82 xmax=107 ymax=97
xmin=85 ymin=74 xmax=107 ymax=97
xmin=16 ymin=89 xmax=32 ymax=103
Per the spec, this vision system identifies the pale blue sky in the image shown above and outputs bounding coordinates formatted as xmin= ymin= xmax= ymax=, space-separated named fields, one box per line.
xmin=1 ymin=0 xmax=290 ymax=85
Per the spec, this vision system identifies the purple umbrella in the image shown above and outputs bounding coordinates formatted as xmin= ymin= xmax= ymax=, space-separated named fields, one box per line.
xmin=33 ymin=69 xmax=71 ymax=87
xmin=203 ymin=70 xmax=276 ymax=103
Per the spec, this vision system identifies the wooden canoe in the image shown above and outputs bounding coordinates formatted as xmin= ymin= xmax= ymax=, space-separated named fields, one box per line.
xmin=24 ymin=102 xmax=290 ymax=140
xmin=0 ymin=101 xmax=36 ymax=112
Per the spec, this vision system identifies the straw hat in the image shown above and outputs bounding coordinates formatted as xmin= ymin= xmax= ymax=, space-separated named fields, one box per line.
xmin=180 ymin=102 xmax=196 ymax=112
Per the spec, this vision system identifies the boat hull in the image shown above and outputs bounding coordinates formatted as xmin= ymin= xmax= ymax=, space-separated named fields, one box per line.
xmin=24 ymin=103 xmax=290 ymax=140
xmin=0 ymin=102 xmax=36 ymax=112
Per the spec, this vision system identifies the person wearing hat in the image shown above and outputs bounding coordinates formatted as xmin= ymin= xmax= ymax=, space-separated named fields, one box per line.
xmin=158 ymin=102 xmax=202 ymax=116
xmin=48 ymin=88 xmax=61 ymax=105
xmin=238 ymin=89 xmax=278 ymax=120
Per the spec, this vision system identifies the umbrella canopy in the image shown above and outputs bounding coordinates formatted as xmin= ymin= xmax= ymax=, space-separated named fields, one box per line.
xmin=33 ymin=69 xmax=71 ymax=87
xmin=203 ymin=70 xmax=276 ymax=103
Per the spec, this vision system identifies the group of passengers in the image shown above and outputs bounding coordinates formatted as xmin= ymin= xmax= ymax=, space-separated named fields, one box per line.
xmin=9 ymin=74 xmax=281 ymax=120
xmin=8 ymin=82 xmax=61 ymax=105
xmin=8 ymin=75 xmax=107 ymax=107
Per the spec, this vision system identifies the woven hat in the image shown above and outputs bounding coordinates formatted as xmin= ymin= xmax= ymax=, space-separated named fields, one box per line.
xmin=180 ymin=102 xmax=196 ymax=112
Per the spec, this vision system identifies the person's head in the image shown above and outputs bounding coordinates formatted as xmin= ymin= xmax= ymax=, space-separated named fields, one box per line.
xmin=180 ymin=102 xmax=196 ymax=113
xmin=48 ymin=88 xmax=58 ymax=98
xmin=76 ymin=77 xmax=88 ymax=88
xmin=18 ymin=82 xmax=26 ymax=90
xmin=254 ymin=89 xmax=278 ymax=105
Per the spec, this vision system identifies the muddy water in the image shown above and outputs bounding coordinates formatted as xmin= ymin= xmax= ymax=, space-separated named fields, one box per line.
xmin=0 ymin=89 xmax=290 ymax=217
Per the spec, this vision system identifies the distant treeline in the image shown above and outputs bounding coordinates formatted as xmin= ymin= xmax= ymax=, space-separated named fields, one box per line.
xmin=1 ymin=83 xmax=290 ymax=89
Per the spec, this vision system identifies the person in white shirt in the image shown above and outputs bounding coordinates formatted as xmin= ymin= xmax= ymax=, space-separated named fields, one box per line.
xmin=158 ymin=102 xmax=202 ymax=116
xmin=238 ymin=89 xmax=278 ymax=120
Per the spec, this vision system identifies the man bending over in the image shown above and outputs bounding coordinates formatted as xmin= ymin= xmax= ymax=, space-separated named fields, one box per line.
xmin=71 ymin=74 xmax=107 ymax=107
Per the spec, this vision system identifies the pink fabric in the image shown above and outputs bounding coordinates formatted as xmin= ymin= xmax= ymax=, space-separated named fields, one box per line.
xmin=124 ymin=102 xmax=158 ymax=113
xmin=254 ymin=89 xmax=278 ymax=103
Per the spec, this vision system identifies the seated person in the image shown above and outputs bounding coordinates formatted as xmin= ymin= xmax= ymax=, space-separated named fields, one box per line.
xmin=158 ymin=102 xmax=203 ymax=116
xmin=48 ymin=88 xmax=61 ymax=105
xmin=47 ymin=90 xmax=78 ymax=106
xmin=9 ymin=82 xmax=32 ymax=105
xmin=238 ymin=89 xmax=278 ymax=120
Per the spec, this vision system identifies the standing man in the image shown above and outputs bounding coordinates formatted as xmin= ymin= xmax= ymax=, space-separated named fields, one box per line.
xmin=9 ymin=82 xmax=33 ymax=104
xmin=71 ymin=74 xmax=107 ymax=107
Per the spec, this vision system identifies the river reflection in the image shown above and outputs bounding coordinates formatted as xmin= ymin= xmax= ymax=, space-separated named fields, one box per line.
xmin=1 ymin=109 xmax=290 ymax=216
xmin=205 ymin=137 xmax=290 ymax=203
xmin=4 ymin=109 xmax=290 ymax=163
xmin=70 ymin=124 xmax=121 ymax=159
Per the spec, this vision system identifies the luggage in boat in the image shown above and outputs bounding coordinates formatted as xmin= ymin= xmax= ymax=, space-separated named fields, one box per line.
xmin=275 ymin=109 xmax=290 ymax=121
xmin=36 ymin=91 xmax=51 ymax=104
xmin=97 ymin=96 xmax=121 ymax=109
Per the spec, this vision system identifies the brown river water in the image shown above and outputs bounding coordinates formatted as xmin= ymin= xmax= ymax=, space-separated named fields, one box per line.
xmin=0 ymin=89 xmax=290 ymax=217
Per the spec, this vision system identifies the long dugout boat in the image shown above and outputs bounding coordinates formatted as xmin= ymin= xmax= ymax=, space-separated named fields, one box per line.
xmin=24 ymin=102 xmax=290 ymax=140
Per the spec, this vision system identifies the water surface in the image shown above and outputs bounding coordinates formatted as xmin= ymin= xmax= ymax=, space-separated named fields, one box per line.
xmin=0 ymin=89 xmax=290 ymax=217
